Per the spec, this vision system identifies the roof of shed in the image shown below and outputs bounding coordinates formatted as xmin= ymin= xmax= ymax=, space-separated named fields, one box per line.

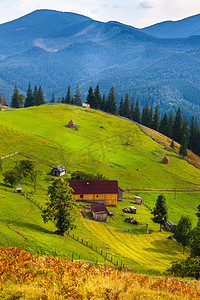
xmin=90 ymin=203 xmax=108 ymax=214
xmin=53 ymin=165 xmax=66 ymax=172
xmin=70 ymin=180 xmax=119 ymax=194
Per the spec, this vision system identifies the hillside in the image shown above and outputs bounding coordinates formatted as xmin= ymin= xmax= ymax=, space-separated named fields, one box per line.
xmin=1 ymin=104 xmax=200 ymax=275
xmin=1 ymin=10 xmax=200 ymax=117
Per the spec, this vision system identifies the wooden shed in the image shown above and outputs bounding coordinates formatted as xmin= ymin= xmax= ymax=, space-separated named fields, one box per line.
xmin=165 ymin=221 xmax=175 ymax=231
xmin=129 ymin=206 xmax=137 ymax=214
xmin=90 ymin=203 xmax=108 ymax=222
xmin=134 ymin=195 xmax=142 ymax=205
xmin=51 ymin=165 xmax=66 ymax=176
xmin=67 ymin=119 xmax=77 ymax=129
xmin=70 ymin=180 xmax=120 ymax=206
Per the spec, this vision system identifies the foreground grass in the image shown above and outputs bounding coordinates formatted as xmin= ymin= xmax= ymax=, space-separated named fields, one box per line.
xmin=1 ymin=247 xmax=200 ymax=300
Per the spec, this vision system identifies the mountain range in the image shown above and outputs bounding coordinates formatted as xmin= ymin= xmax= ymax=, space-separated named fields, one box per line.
xmin=1 ymin=9 xmax=200 ymax=117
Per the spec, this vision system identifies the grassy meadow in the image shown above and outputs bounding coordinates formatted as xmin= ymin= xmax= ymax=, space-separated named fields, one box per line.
xmin=0 ymin=104 xmax=200 ymax=275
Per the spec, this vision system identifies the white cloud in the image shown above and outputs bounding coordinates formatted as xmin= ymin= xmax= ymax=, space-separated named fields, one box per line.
xmin=138 ymin=1 xmax=153 ymax=9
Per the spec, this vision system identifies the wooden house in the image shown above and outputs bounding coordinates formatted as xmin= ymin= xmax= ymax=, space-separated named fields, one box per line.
xmin=82 ymin=103 xmax=90 ymax=108
xmin=90 ymin=203 xmax=108 ymax=221
xmin=51 ymin=165 xmax=66 ymax=177
xmin=70 ymin=180 xmax=121 ymax=206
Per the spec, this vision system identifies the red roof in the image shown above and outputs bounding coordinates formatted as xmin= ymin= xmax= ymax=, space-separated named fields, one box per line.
xmin=70 ymin=180 xmax=119 ymax=194
xmin=90 ymin=203 xmax=108 ymax=214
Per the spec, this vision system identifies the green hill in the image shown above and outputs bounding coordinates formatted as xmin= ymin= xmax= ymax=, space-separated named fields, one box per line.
xmin=0 ymin=103 xmax=200 ymax=274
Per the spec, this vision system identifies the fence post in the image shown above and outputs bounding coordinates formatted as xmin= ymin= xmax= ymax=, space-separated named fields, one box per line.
xmin=72 ymin=251 xmax=74 ymax=262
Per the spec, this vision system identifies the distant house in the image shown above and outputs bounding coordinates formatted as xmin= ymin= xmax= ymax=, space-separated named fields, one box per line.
xmin=70 ymin=180 xmax=122 ymax=206
xmin=51 ymin=165 xmax=66 ymax=177
xmin=82 ymin=103 xmax=90 ymax=108
xmin=90 ymin=203 xmax=108 ymax=221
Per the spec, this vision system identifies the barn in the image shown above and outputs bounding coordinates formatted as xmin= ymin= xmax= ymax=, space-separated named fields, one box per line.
xmin=51 ymin=165 xmax=66 ymax=176
xmin=90 ymin=203 xmax=108 ymax=222
xmin=70 ymin=180 xmax=122 ymax=206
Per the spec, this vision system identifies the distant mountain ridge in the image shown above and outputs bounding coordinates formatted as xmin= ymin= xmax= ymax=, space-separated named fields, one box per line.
xmin=1 ymin=9 xmax=200 ymax=118
xmin=141 ymin=13 xmax=200 ymax=38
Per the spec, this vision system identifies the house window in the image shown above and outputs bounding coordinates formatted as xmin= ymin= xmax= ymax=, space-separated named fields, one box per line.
xmin=96 ymin=195 xmax=99 ymax=198
xmin=80 ymin=194 xmax=83 ymax=199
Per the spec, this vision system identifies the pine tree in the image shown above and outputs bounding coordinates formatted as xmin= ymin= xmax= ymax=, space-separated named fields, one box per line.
xmin=86 ymin=86 xmax=96 ymax=108
xmin=107 ymin=87 xmax=117 ymax=115
xmin=50 ymin=92 xmax=55 ymax=103
xmin=133 ymin=99 xmax=141 ymax=123
xmin=118 ymin=96 xmax=124 ymax=116
xmin=172 ymin=216 xmax=192 ymax=254
xmin=11 ymin=85 xmax=19 ymax=108
xmin=170 ymin=139 xmax=175 ymax=149
xmin=142 ymin=101 xmax=151 ymax=127
xmin=152 ymin=194 xmax=168 ymax=231
xmin=94 ymin=85 xmax=101 ymax=109
xmin=74 ymin=84 xmax=82 ymax=106
xmin=0 ymin=92 xmax=2 ymax=104
xmin=130 ymin=97 xmax=134 ymax=120
xmin=123 ymin=93 xmax=131 ymax=119
xmin=152 ymin=105 xmax=159 ymax=131
xmin=24 ymin=83 xmax=33 ymax=107
xmin=65 ymin=85 xmax=71 ymax=104
xmin=189 ymin=115 xmax=195 ymax=152
xmin=179 ymin=134 xmax=188 ymax=157
xmin=37 ymin=86 xmax=45 ymax=105
xmin=159 ymin=112 xmax=169 ymax=136
xmin=191 ymin=204 xmax=200 ymax=257
xmin=182 ymin=116 xmax=189 ymax=142
xmin=168 ymin=109 xmax=174 ymax=138
xmin=33 ymin=86 xmax=39 ymax=106
xmin=101 ymin=94 xmax=106 ymax=111
xmin=173 ymin=107 xmax=182 ymax=144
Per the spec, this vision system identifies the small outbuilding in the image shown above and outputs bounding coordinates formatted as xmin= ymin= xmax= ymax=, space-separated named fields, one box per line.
xmin=67 ymin=119 xmax=77 ymax=129
xmin=16 ymin=187 xmax=22 ymax=193
xmin=129 ymin=206 xmax=137 ymax=214
xmin=90 ymin=203 xmax=108 ymax=222
xmin=134 ymin=195 xmax=142 ymax=205
xmin=162 ymin=156 xmax=169 ymax=164
xmin=165 ymin=221 xmax=175 ymax=231
xmin=51 ymin=165 xmax=66 ymax=177
xmin=82 ymin=103 xmax=90 ymax=108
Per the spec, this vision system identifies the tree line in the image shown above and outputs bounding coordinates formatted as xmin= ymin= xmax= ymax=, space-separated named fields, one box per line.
xmin=152 ymin=194 xmax=200 ymax=279
xmin=5 ymin=83 xmax=200 ymax=157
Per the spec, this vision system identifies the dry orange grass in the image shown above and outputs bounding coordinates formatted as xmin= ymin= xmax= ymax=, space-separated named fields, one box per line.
xmin=0 ymin=247 xmax=199 ymax=299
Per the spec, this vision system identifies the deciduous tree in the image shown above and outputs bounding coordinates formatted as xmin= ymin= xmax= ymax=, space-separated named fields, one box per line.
xmin=42 ymin=178 xmax=76 ymax=235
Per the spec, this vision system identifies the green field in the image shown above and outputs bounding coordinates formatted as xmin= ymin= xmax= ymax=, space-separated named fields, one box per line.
xmin=0 ymin=104 xmax=200 ymax=274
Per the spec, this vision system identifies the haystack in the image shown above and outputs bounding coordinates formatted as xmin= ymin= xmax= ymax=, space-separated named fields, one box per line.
xmin=67 ymin=119 xmax=77 ymax=129
xmin=162 ymin=156 xmax=169 ymax=164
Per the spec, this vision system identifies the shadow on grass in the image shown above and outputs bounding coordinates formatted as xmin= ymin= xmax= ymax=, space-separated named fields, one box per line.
xmin=144 ymin=239 xmax=178 ymax=256
xmin=15 ymin=221 xmax=54 ymax=235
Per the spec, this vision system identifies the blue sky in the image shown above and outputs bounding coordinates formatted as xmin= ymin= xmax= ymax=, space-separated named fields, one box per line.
xmin=0 ymin=0 xmax=200 ymax=28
